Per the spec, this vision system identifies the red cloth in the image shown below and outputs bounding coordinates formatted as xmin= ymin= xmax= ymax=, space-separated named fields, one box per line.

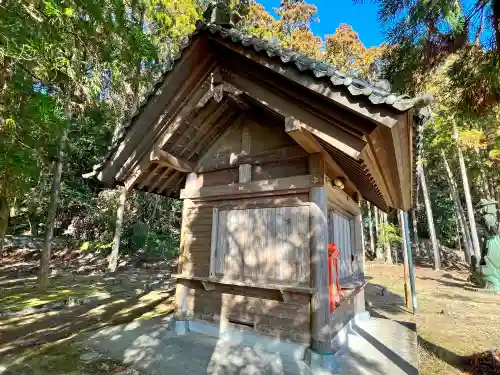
xmin=328 ymin=244 xmax=344 ymax=312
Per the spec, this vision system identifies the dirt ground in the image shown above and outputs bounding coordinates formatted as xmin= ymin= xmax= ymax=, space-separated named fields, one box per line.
xmin=365 ymin=262 xmax=500 ymax=375
xmin=0 ymin=247 xmax=176 ymax=375
xmin=2 ymin=246 xmax=499 ymax=375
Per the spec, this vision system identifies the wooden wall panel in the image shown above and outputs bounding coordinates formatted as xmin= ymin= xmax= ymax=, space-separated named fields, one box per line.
xmin=327 ymin=209 xmax=354 ymax=282
xmin=251 ymin=158 xmax=308 ymax=181
xmin=181 ymin=194 xmax=310 ymax=278
xmin=182 ymin=205 xmax=213 ymax=277
xmin=214 ymin=205 xmax=310 ymax=284
xmin=247 ymin=118 xmax=296 ymax=154
xmin=185 ymin=282 xmax=311 ymax=344
xmin=214 ymin=123 xmax=242 ymax=153
xmin=198 ymin=168 xmax=239 ymax=187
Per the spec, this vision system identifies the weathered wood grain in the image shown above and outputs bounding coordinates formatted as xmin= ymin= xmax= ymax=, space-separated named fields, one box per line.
xmin=180 ymin=175 xmax=319 ymax=199
xmin=309 ymin=186 xmax=330 ymax=353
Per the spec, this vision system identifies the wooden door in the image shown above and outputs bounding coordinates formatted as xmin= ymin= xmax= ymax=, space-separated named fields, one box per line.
xmin=327 ymin=209 xmax=354 ymax=281
xmin=212 ymin=206 xmax=310 ymax=284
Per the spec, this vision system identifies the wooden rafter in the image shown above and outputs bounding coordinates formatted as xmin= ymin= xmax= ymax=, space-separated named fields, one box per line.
xmin=101 ymin=39 xmax=216 ymax=183
xmin=221 ymin=70 xmax=366 ymax=156
xmin=150 ymin=148 xmax=194 ymax=173
xmin=213 ymin=37 xmax=400 ymax=128
xmin=285 ymin=117 xmax=360 ymax=198
xmin=359 ymin=141 xmax=395 ymax=209
xmin=148 ymin=167 xmax=173 ymax=193
xmin=138 ymin=164 xmax=161 ymax=190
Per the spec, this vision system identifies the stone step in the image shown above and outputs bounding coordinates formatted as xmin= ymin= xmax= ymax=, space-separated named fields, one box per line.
xmin=332 ymin=317 xmax=419 ymax=375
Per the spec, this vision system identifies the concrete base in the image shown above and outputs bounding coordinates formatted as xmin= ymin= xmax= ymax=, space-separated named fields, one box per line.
xmin=331 ymin=311 xmax=370 ymax=352
xmin=303 ymin=348 xmax=341 ymax=373
xmin=175 ymin=319 xmax=308 ymax=360
xmin=174 ymin=320 xmax=188 ymax=335
xmin=85 ymin=314 xmax=418 ymax=375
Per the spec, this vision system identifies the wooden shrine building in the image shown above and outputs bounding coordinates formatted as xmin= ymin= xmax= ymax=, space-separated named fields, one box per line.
xmin=89 ymin=18 xmax=430 ymax=368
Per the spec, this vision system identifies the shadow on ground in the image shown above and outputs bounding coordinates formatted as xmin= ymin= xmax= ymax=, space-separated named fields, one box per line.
xmin=365 ymin=282 xmax=468 ymax=373
xmin=0 ymin=271 xmax=175 ymax=357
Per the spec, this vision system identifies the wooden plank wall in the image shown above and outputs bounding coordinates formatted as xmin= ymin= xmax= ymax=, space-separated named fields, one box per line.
xmin=179 ymin=194 xmax=312 ymax=344
xmin=177 ymin=112 xmax=315 ymax=344
xmin=182 ymin=279 xmax=311 ymax=344
xmin=327 ymin=209 xmax=354 ymax=281
xmin=214 ymin=206 xmax=310 ymax=284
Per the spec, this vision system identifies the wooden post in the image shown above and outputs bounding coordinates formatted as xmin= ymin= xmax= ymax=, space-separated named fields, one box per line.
xmin=175 ymin=172 xmax=198 ymax=328
xmin=398 ymin=209 xmax=412 ymax=312
xmin=308 ymin=154 xmax=331 ymax=353
xmin=239 ymin=122 xmax=252 ymax=183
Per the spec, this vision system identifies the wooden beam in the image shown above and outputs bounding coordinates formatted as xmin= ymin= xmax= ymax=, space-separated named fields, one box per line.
xmin=157 ymin=170 xmax=182 ymax=194
xmin=150 ymin=148 xmax=194 ymax=173
xmin=124 ymin=164 xmax=144 ymax=191
xmin=285 ymin=117 xmax=322 ymax=153
xmin=103 ymin=39 xmax=216 ymax=183
xmin=325 ymin=181 xmax=361 ymax=217
xmin=180 ymin=175 xmax=320 ymax=200
xmin=301 ymin=123 xmax=360 ymax=159
xmin=137 ymin=164 xmax=161 ymax=190
xmin=117 ymin=81 xmax=214 ymax=182
xmin=286 ymin=117 xmax=360 ymax=197
xmin=239 ymin=122 xmax=252 ymax=183
xmin=209 ymin=207 xmax=218 ymax=277
xmin=175 ymin=100 xmax=231 ymax=158
xmin=221 ymin=70 xmax=366 ymax=155
xmin=198 ymin=145 xmax=307 ymax=172
xmin=148 ymin=167 xmax=173 ymax=193
xmin=175 ymin=173 xmax=197 ymax=320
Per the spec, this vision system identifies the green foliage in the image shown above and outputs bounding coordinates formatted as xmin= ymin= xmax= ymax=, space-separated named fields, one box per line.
xmin=0 ymin=0 xmax=199 ymax=258
xmin=366 ymin=0 xmax=500 ymax=114
xmin=377 ymin=223 xmax=401 ymax=250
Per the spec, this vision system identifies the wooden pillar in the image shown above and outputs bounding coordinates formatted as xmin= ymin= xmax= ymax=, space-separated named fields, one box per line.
xmin=239 ymin=122 xmax=251 ymax=183
xmin=175 ymin=172 xmax=198 ymax=327
xmin=309 ymin=154 xmax=331 ymax=353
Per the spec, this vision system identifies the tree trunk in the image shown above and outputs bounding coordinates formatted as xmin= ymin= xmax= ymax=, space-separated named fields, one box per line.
xmin=383 ymin=212 xmax=393 ymax=264
xmin=418 ymin=164 xmax=440 ymax=270
xmin=441 ymin=150 xmax=472 ymax=264
xmin=108 ymin=187 xmax=127 ymax=272
xmin=453 ymin=124 xmax=481 ymax=266
xmin=109 ymin=12 xmax=144 ymax=268
xmin=475 ymin=148 xmax=490 ymax=198
xmin=367 ymin=201 xmax=375 ymax=256
xmin=38 ymin=125 xmax=69 ymax=292
xmin=411 ymin=209 xmax=420 ymax=257
xmin=0 ymin=196 xmax=8 ymax=251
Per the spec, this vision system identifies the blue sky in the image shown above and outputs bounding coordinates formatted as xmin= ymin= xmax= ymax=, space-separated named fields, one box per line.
xmin=258 ymin=0 xmax=384 ymax=47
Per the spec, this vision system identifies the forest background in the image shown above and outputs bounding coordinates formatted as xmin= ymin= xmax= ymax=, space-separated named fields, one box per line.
xmin=1 ymin=0 xmax=499 ymax=289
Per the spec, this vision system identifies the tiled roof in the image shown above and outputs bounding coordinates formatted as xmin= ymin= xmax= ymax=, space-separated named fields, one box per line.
xmin=85 ymin=20 xmax=431 ymax=188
